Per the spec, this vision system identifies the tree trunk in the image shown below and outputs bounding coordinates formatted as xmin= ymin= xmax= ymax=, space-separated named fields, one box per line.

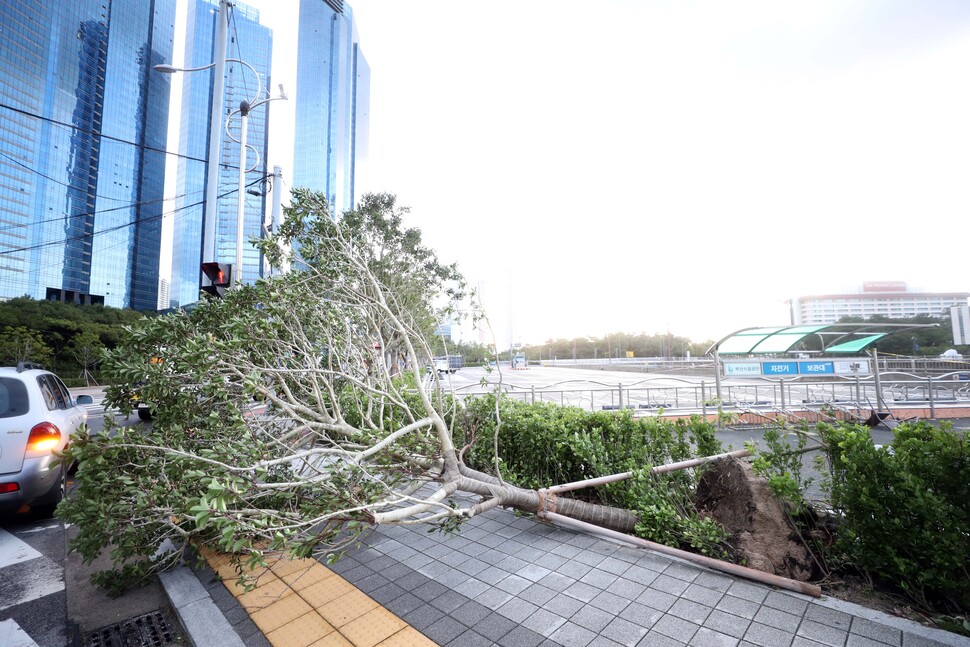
xmin=457 ymin=464 xmax=639 ymax=533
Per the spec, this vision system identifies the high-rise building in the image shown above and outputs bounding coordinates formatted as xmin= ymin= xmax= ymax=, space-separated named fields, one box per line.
xmin=293 ymin=0 xmax=369 ymax=219
xmin=790 ymin=282 xmax=970 ymax=325
xmin=170 ymin=0 xmax=272 ymax=308
xmin=0 ymin=1 xmax=175 ymax=310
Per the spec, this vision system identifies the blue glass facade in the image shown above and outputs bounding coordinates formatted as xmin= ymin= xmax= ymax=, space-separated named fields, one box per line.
xmin=294 ymin=0 xmax=369 ymax=219
xmin=170 ymin=0 xmax=272 ymax=308
xmin=0 ymin=1 xmax=175 ymax=310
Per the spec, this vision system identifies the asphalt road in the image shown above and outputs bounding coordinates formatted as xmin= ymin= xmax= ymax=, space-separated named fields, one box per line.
xmin=0 ymin=393 xmax=183 ymax=647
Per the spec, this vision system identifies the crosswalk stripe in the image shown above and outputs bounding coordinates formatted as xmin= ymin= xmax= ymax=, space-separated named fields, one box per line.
xmin=0 ymin=529 xmax=42 ymax=568
xmin=0 ymin=619 xmax=41 ymax=647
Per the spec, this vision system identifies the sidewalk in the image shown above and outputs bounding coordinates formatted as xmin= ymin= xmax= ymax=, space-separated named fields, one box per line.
xmin=160 ymin=499 xmax=969 ymax=647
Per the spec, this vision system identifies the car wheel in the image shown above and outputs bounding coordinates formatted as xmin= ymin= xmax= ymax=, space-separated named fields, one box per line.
xmin=138 ymin=407 xmax=152 ymax=421
xmin=33 ymin=466 xmax=66 ymax=519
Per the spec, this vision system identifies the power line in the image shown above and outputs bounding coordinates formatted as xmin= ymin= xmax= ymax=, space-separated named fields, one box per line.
xmin=0 ymin=175 xmax=269 ymax=258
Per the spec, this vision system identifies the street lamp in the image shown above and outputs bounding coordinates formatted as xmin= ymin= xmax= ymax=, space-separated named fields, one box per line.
xmin=154 ymin=59 xmax=286 ymax=289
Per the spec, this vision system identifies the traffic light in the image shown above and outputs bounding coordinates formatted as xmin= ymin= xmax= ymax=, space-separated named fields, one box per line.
xmin=201 ymin=262 xmax=232 ymax=298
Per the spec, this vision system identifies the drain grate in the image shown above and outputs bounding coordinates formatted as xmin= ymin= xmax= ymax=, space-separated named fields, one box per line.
xmin=84 ymin=610 xmax=182 ymax=647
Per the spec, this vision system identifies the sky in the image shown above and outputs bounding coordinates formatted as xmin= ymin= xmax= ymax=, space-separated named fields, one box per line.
xmin=209 ymin=0 xmax=970 ymax=346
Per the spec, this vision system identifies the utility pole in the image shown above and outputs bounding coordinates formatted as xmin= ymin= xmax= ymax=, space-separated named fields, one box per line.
xmin=203 ymin=0 xmax=230 ymax=280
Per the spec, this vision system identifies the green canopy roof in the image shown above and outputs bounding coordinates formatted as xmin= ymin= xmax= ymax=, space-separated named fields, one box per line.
xmin=708 ymin=323 xmax=938 ymax=356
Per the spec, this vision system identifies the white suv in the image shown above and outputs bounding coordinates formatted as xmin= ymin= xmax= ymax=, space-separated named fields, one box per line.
xmin=0 ymin=363 xmax=93 ymax=517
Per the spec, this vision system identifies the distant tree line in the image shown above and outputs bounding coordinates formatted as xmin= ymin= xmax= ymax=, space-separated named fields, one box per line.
xmin=0 ymin=297 xmax=148 ymax=385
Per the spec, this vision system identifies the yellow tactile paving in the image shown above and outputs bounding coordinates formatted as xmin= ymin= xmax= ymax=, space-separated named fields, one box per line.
xmin=265 ymin=611 xmax=337 ymax=647
xmin=202 ymin=551 xmax=432 ymax=647
xmin=339 ymin=608 xmax=407 ymax=647
xmin=375 ymin=627 xmax=437 ymax=647
xmin=318 ymin=589 xmax=378 ymax=628
xmin=250 ymin=596 xmax=316 ymax=634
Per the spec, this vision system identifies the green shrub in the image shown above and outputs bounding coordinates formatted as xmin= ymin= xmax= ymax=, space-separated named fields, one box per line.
xmin=456 ymin=395 xmax=728 ymax=556
xmin=820 ymin=420 xmax=970 ymax=610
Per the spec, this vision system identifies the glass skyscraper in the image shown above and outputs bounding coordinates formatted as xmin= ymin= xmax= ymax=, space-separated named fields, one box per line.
xmin=0 ymin=1 xmax=175 ymax=310
xmin=294 ymin=0 xmax=369 ymax=219
xmin=170 ymin=0 xmax=272 ymax=308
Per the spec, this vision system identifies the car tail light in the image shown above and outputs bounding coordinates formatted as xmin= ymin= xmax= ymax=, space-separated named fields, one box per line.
xmin=0 ymin=483 xmax=19 ymax=494
xmin=26 ymin=422 xmax=61 ymax=454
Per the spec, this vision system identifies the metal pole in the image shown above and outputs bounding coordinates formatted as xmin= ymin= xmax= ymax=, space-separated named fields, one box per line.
xmin=203 ymin=0 xmax=230 ymax=272
xmin=872 ymin=347 xmax=885 ymax=411
xmin=713 ymin=347 xmax=723 ymax=428
xmin=234 ymin=101 xmax=250 ymax=288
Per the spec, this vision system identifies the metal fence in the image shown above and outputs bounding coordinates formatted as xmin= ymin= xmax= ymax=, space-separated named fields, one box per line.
xmin=449 ymin=371 xmax=970 ymax=419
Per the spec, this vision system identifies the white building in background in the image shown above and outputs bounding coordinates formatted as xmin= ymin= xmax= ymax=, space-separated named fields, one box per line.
xmin=789 ymin=281 xmax=970 ymax=325
xmin=951 ymin=305 xmax=970 ymax=345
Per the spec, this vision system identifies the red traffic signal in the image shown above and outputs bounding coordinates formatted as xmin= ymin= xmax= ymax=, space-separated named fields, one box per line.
xmin=201 ymin=262 xmax=232 ymax=298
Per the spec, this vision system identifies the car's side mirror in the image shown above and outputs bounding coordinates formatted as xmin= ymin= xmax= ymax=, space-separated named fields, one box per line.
xmin=76 ymin=395 xmax=94 ymax=405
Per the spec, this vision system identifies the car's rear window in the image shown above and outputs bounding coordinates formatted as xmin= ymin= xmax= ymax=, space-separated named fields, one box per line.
xmin=0 ymin=378 xmax=29 ymax=418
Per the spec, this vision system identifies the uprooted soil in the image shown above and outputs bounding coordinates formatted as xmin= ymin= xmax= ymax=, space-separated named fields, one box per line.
xmin=695 ymin=456 xmax=815 ymax=581
xmin=694 ymin=457 xmax=967 ymax=636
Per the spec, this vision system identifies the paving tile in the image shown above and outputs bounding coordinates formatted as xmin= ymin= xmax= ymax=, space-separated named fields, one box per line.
xmin=803 ymin=605 xmax=853 ymax=630
xmin=570 ymin=604 xmax=615 ymax=633
xmin=354 ymin=572 xmax=392 ymax=594
xmin=235 ymin=576 xmax=296 ymax=611
xmin=753 ymin=605 xmax=801 ymax=632
xmin=563 ymin=580 xmax=601 ymax=603
xmin=340 ymin=608 xmax=407 ymax=647
xmin=636 ymin=553 xmax=674 ymax=572
xmin=573 ymin=550 xmax=608 ymax=568
xmin=636 ymin=631 xmax=686 ymax=647
xmin=763 ymin=591 xmax=811 ymax=616
xmin=479 ymin=564 xmax=514 ymax=585
xmin=652 ymin=574 xmax=691 ymax=597
xmin=664 ymin=562 xmax=702 ymax=583
xmin=588 ymin=589 xmax=631 ymax=615
xmin=423 ymin=615 xmax=467 ymax=645
xmin=262 ymin=610 xmax=334 ymax=647
xmin=519 ymin=563 xmax=554 ymax=582
xmin=308 ymin=630 xmax=353 ymax=646
xmin=497 ymin=574 xmax=534 ymax=595
xmin=900 ymin=635 xmax=952 ymax=647
xmin=681 ymin=583 xmax=726 ymax=607
xmin=476 ymin=586 xmax=514 ymax=610
xmin=703 ymin=609 xmax=751 ymax=639
xmin=796 ymin=619 xmax=848 ymax=647
xmin=606 ymin=577 xmax=648 ymax=600
xmin=455 ymin=557 xmax=491 ymax=577
xmin=850 ymin=617 xmax=902 ymax=646
xmin=497 ymin=597 xmax=541 ymax=623
xmin=368 ymin=582 xmax=407 ymax=605
xmin=743 ymin=621 xmax=795 ymax=647
xmin=520 ymin=583 xmax=559 ymax=606
xmin=496 ymin=555 xmax=531 ymax=573
xmin=416 ymin=560 xmax=451 ymax=579
xmin=497 ymin=625 xmax=547 ymax=647
xmin=475 ymin=612 xmax=518 ymax=641
xmin=429 ymin=590 xmax=470 ymax=614
xmin=318 ymin=589 xmax=378 ymax=628
xmin=412 ymin=579 xmax=450 ymax=602
xmin=580 ymin=568 xmax=620 ymax=589
xmin=394 ymin=570 xmax=429 ymax=592
xmin=401 ymin=604 xmax=445 ymax=631
xmin=792 ymin=638 xmax=828 ymax=647
xmin=614 ymin=546 xmax=646 ymax=563
xmin=450 ymin=629 xmax=494 ymax=647
xmin=847 ymin=636 xmax=898 ymax=647
xmin=454 ymin=578 xmax=491 ymax=599
xmin=545 ymin=592 xmax=586 ymax=618
xmin=520 ymin=608 xmax=568 ymax=638
xmin=249 ymin=596 xmax=315 ymax=634
xmin=567 ymin=534 xmax=599 ymax=549
xmin=451 ymin=599 xmax=493 ymax=627
xmin=535 ymin=552 xmax=570 ymax=570
xmin=652 ymin=614 xmax=701 ymax=643
xmin=516 ymin=546 xmax=547 ymax=563
xmin=670 ymin=597 xmax=714 ymax=625
xmin=549 ymin=620 xmax=598 ymax=647
xmin=383 ymin=592 xmax=424 ymax=617
xmin=557 ymin=560 xmax=595 ymax=580
xmin=638 ymin=587 xmax=678 ymax=612
xmin=725 ymin=581 xmax=769 ymax=604
xmin=694 ymin=572 xmax=734 ymax=592
xmin=598 ymin=556 xmax=634 ymax=576
xmin=601 ymin=616 xmax=650 ymax=646
xmin=618 ymin=600 xmax=664 ymax=628
xmin=435 ymin=567 xmax=473 ymax=588
xmin=714 ymin=595 xmax=760 ymax=620
xmin=623 ymin=564 xmax=661 ymax=587
xmin=401 ymin=553 xmax=434 ymax=570
xmin=689 ymin=626 xmax=741 ymax=647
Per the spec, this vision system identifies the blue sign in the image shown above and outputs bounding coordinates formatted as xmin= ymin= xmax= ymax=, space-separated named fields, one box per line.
xmin=762 ymin=361 xmax=798 ymax=375
xmin=799 ymin=361 xmax=834 ymax=375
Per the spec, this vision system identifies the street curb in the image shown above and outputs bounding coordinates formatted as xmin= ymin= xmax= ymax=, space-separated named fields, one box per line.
xmin=158 ymin=565 xmax=246 ymax=647
xmin=813 ymin=595 xmax=970 ymax=647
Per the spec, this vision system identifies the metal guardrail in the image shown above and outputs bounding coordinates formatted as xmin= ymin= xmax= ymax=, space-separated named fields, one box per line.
xmin=449 ymin=371 xmax=970 ymax=418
